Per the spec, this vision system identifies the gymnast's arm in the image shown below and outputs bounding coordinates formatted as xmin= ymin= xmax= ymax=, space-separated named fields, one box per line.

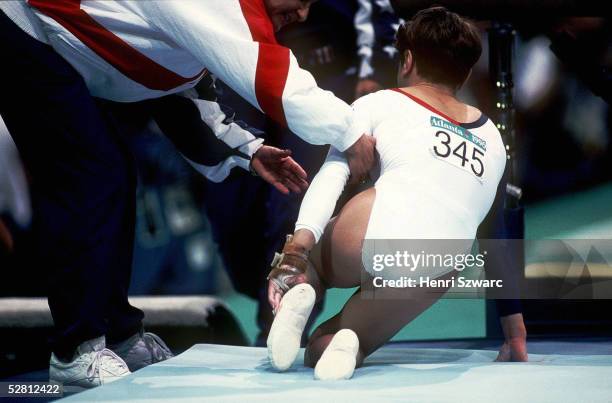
xmin=266 ymin=147 xmax=349 ymax=309
xmin=477 ymin=168 xmax=528 ymax=361
xmin=477 ymin=171 xmax=523 ymax=314
xmin=146 ymin=93 xmax=307 ymax=193
xmin=291 ymin=91 xmax=377 ymax=246
xmin=293 ymin=148 xmax=352 ymax=248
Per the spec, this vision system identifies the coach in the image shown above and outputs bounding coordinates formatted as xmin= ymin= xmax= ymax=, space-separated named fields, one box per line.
xmin=0 ymin=0 xmax=376 ymax=389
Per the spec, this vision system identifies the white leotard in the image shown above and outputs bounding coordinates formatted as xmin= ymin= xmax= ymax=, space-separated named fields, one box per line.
xmin=295 ymin=89 xmax=506 ymax=277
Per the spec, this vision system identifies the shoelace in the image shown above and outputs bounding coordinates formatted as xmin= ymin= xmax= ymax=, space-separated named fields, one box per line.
xmin=87 ymin=349 xmax=128 ymax=379
xmin=143 ymin=333 xmax=173 ymax=362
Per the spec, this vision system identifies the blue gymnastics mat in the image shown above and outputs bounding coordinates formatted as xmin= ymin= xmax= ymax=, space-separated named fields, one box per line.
xmin=61 ymin=343 xmax=612 ymax=403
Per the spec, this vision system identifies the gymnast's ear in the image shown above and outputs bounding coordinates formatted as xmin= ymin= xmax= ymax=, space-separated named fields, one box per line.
xmin=397 ymin=50 xmax=414 ymax=83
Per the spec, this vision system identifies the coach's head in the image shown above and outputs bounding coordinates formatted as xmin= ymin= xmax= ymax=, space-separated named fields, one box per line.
xmin=264 ymin=0 xmax=316 ymax=32
xmin=395 ymin=6 xmax=482 ymax=92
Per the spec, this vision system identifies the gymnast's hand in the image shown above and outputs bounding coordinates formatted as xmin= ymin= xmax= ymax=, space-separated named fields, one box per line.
xmin=251 ymin=146 xmax=309 ymax=195
xmin=267 ymin=272 xmax=308 ymax=314
xmin=268 ymin=279 xmax=283 ymax=314
xmin=495 ymin=313 xmax=528 ymax=362
xmin=267 ymin=230 xmax=314 ymax=313
xmin=345 ymin=134 xmax=376 ymax=184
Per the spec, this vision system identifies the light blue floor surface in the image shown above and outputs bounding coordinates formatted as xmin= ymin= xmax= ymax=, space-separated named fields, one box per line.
xmin=62 ymin=343 xmax=612 ymax=403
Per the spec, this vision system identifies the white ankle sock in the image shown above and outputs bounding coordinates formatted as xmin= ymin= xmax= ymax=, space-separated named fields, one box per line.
xmin=314 ymin=329 xmax=359 ymax=380
xmin=267 ymin=284 xmax=316 ymax=371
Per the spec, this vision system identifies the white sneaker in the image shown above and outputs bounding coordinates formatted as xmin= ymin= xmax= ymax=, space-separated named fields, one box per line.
xmin=108 ymin=328 xmax=174 ymax=372
xmin=314 ymin=329 xmax=359 ymax=381
xmin=267 ymin=283 xmax=316 ymax=371
xmin=49 ymin=336 xmax=130 ymax=392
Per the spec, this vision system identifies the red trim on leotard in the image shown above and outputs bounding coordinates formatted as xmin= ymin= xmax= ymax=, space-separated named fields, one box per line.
xmin=391 ymin=88 xmax=463 ymax=126
xmin=239 ymin=0 xmax=289 ymax=127
xmin=28 ymin=0 xmax=205 ymax=91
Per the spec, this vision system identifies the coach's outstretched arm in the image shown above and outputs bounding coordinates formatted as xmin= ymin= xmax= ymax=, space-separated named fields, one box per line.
xmin=146 ymin=94 xmax=308 ymax=194
xmin=145 ymin=0 xmax=376 ymax=182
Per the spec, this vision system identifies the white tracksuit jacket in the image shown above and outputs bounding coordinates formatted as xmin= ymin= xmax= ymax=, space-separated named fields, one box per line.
xmin=1 ymin=0 xmax=360 ymax=180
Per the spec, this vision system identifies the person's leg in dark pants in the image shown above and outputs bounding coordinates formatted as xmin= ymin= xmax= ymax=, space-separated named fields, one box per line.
xmin=0 ymin=11 xmax=143 ymax=360
xmin=95 ymin=102 xmax=151 ymax=345
xmin=203 ymin=170 xmax=269 ymax=300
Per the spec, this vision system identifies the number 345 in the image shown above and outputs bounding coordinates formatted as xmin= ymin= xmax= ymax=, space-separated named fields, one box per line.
xmin=433 ymin=131 xmax=484 ymax=177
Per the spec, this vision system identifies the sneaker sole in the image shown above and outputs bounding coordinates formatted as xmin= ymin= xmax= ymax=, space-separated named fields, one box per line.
xmin=50 ymin=373 xmax=127 ymax=393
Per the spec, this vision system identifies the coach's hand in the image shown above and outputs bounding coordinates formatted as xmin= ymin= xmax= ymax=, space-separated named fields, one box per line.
xmin=345 ymin=134 xmax=376 ymax=184
xmin=251 ymin=146 xmax=309 ymax=195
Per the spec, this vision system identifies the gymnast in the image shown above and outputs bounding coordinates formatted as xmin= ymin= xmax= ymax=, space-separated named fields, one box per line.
xmin=266 ymin=6 xmax=527 ymax=380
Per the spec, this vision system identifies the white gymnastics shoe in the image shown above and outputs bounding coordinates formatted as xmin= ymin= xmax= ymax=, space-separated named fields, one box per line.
xmin=267 ymin=283 xmax=316 ymax=371
xmin=314 ymin=329 xmax=359 ymax=381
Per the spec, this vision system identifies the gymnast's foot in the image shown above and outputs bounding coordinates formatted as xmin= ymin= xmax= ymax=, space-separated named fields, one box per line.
xmin=267 ymin=283 xmax=316 ymax=371
xmin=314 ymin=329 xmax=359 ymax=380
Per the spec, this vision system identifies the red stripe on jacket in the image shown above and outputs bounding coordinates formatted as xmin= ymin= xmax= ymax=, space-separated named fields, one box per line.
xmin=239 ymin=0 xmax=289 ymax=127
xmin=29 ymin=0 xmax=205 ymax=92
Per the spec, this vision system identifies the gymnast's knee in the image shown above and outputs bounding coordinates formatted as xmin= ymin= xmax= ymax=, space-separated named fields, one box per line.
xmin=304 ymin=333 xmax=335 ymax=368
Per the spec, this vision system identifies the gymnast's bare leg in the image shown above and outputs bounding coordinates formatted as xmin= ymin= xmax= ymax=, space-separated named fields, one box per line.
xmin=269 ymin=187 xmax=526 ymax=376
xmin=267 ymin=187 xmax=453 ymax=378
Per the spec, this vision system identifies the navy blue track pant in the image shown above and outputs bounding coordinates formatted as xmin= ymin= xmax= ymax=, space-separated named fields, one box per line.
xmin=0 ymin=11 xmax=143 ymax=358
